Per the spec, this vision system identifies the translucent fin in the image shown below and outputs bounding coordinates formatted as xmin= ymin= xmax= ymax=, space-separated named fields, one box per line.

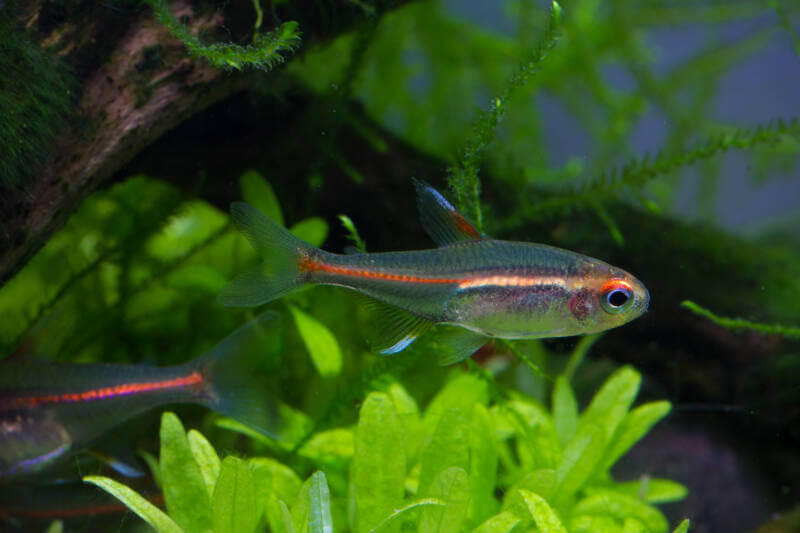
xmin=218 ymin=202 xmax=313 ymax=307
xmin=87 ymin=449 xmax=144 ymax=478
xmin=431 ymin=325 xmax=489 ymax=366
xmin=361 ymin=296 xmax=434 ymax=354
xmin=196 ymin=311 xmax=282 ymax=438
xmin=412 ymin=178 xmax=483 ymax=246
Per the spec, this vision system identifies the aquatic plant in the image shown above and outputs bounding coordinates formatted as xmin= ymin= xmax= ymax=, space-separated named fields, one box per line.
xmin=86 ymin=363 xmax=690 ymax=532
xmin=2 ymin=0 xmax=799 ymax=531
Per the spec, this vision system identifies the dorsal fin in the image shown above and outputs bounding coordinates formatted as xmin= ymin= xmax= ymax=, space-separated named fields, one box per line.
xmin=412 ymin=178 xmax=482 ymax=246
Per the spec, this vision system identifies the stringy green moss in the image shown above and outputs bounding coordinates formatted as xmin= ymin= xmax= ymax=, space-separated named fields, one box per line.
xmin=145 ymin=0 xmax=301 ymax=72
xmin=0 ymin=16 xmax=75 ymax=189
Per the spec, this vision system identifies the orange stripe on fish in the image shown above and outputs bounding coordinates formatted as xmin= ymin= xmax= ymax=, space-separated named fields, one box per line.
xmin=299 ymin=254 xmax=462 ymax=284
xmin=5 ymin=372 xmax=203 ymax=408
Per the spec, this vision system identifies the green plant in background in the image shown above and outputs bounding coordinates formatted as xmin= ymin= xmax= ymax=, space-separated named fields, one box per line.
xmin=85 ymin=362 xmax=689 ymax=532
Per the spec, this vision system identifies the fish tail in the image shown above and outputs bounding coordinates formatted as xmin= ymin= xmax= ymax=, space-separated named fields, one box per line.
xmin=218 ymin=202 xmax=317 ymax=307
xmin=194 ymin=312 xmax=281 ymax=437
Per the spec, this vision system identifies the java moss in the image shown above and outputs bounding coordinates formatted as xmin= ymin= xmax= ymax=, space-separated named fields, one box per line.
xmin=0 ymin=15 xmax=76 ymax=189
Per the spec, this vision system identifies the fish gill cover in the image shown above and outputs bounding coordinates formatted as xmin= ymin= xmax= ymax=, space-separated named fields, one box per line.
xmin=0 ymin=0 xmax=799 ymax=532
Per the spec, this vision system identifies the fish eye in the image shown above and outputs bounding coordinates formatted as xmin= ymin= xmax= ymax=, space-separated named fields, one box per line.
xmin=601 ymin=281 xmax=634 ymax=314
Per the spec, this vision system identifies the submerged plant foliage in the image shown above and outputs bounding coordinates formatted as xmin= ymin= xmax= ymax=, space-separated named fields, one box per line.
xmin=145 ymin=0 xmax=301 ymax=71
xmin=86 ymin=363 xmax=689 ymax=533
xmin=2 ymin=0 xmax=800 ymax=531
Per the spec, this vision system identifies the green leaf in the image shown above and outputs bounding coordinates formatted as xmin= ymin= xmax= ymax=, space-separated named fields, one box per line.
xmin=418 ymin=407 xmax=471 ymax=498
xmin=600 ymin=401 xmax=672 ymax=473
xmin=299 ymin=428 xmax=354 ymax=468
xmin=552 ymin=376 xmax=578 ymax=448
xmin=672 ymin=519 xmax=691 ymax=533
xmin=589 ymin=478 xmax=688 ymax=504
xmin=418 ymin=466 xmax=470 ymax=533
xmin=338 ymin=214 xmax=367 ymax=252
xmin=470 ymin=510 xmax=520 ymax=533
xmin=250 ymin=457 xmax=303 ymax=504
xmin=239 ymin=170 xmax=284 ymax=226
xmin=422 ymin=373 xmax=488 ymax=437
xmin=292 ymin=471 xmax=334 ymax=533
xmin=140 ymin=449 xmax=162 ymax=488
xmin=552 ymin=424 xmax=606 ymax=507
xmin=369 ymin=499 xmax=445 ymax=533
xmin=469 ymin=404 xmax=498 ymax=525
xmin=517 ymin=489 xmax=567 ymax=533
xmin=291 ymin=217 xmax=329 ymax=247
xmin=622 ymin=517 xmax=648 ymax=533
xmin=351 ymin=392 xmax=406 ymax=533
xmin=289 ymin=305 xmax=343 ymax=377
xmin=187 ymin=429 xmax=221 ymax=500
xmin=159 ymin=412 xmax=212 ymax=533
xmin=267 ymin=499 xmax=296 ymax=533
xmin=573 ymin=492 xmax=669 ymax=533
xmin=505 ymin=469 xmax=557 ymax=503
xmin=84 ymin=475 xmax=182 ymax=533
xmin=568 ymin=514 xmax=620 ymax=533
xmin=213 ymin=456 xmax=259 ymax=533
xmin=578 ymin=366 xmax=641 ymax=446
xmin=45 ymin=521 xmax=64 ymax=533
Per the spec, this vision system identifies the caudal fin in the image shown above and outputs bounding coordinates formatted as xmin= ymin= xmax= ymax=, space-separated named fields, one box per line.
xmin=195 ymin=312 xmax=281 ymax=437
xmin=218 ymin=202 xmax=314 ymax=307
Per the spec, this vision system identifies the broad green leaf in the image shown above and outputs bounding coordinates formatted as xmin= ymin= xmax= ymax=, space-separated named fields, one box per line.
xmin=569 ymin=514 xmax=620 ymax=533
xmin=300 ymin=428 xmax=354 ymax=468
xmin=471 ymin=510 xmax=520 ymax=533
xmin=45 ymin=521 xmax=64 ymax=533
xmin=552 ymin=424 xmax=605 ymax=507
xmin=422 ymin=373 xmax=488 ymax=435
xmin=267 ymin=498 xmax=296 ymax=533
xmin=291 ymin=217 xmax=328 ymax=247
xmin=672 ymin=519 xmax=691 ymax=533
xmin=600 ymin=401 xmax=672 ymax=472
xmin=622 ymin=517 xmax=647 ymax=533
xmin=188 ymin=429 xmax=221 ymax=500
xmin=418 ymin=467 xmax=470 ymax=533
xmin=289 ymin=305 xmax=342 ymax=377
xmin=351 ymin=392 xmax=405 ymax=533
xmin=552 ymin=376 xmax=578 ymax=447
xmin=381 ymin=380 xmax=422 ymax=460
xmin=369 ymin=498 xmax=445 ymax=533
xmin=159 ymin=412 xmax=212 ymax=533
xmin=292 ymin=471 xmax=333 ymax=533
xmin=573 ymin=492 xmax=668 ymax=533
xmin=469 ymin=404 xmax=498 ymax=525
xmin=505 ymin=469 xmax=557 ymax=504
xmin=250 ymin=457 xmax=303 ymax=504
xmin=84 ymin=475 xmax=181 ymax=533
xmin=578 ymin=366 xmax=641 ymax=445
xmin=500 ymin=400 xmax=560 ymax=470
xmin=213 ymin=456 xmax=258 ymax=533
xmin=518 ymin=489 xmax=567 ymax=533
xmin=239 ymin=170 xmax=284 ymax=226
xmin=589 ymin=478 xmax=688 ymax=504
xmin=417 ymin=407 xmax=471 ymax=498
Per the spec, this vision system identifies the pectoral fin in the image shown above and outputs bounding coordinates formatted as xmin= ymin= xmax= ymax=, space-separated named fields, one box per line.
xmin=430 ymin=326 xmax=489 ymax=366
xmin=412 ymin=178 xmax=483 ymax=246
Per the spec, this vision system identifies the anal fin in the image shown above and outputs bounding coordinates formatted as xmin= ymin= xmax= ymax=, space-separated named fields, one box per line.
xmin=360 ymin=296 xmax=434 ymax=354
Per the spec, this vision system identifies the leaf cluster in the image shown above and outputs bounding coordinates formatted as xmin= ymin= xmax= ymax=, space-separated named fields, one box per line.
xmin=86 ymin=364 xmax=689 ymax=533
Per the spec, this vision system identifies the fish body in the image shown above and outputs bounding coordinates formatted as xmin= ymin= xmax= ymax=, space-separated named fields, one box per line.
xmin=220 ymin=180 xmax=649 ymax=362
xmin=0 ymin=313 xmax=277 ymax=480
